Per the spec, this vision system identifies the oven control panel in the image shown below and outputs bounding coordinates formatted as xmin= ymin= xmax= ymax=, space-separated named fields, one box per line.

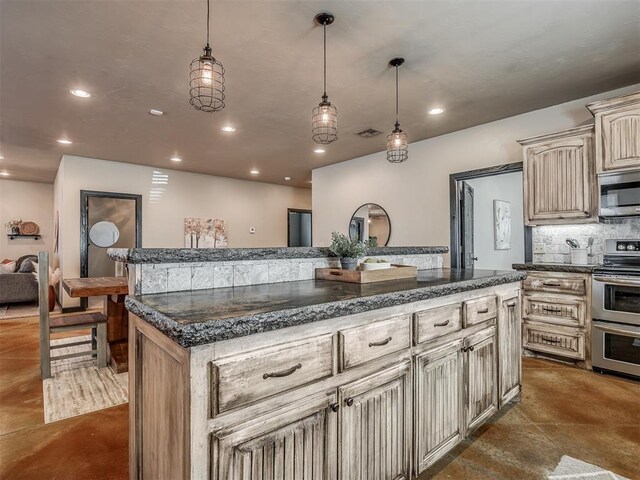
xmin=616 ymin=241 xmax=640 ymax=252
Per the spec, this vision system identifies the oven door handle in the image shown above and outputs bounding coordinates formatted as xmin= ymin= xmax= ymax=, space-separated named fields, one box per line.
xmin=593 ymin=324 xmax=640 ymax=337
xmin=593 ymin=276 xmax=640 ymax=287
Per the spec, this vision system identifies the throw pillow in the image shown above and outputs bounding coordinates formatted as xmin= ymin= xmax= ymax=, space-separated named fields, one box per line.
xmin=0 ymin=261 xmax=16 ymax=274
xmin=18 ymin=258 xmax=35 ymax=273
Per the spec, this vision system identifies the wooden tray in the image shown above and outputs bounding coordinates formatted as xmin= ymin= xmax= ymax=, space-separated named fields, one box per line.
xmin=315 ymin=264 xmax=417 ymax=284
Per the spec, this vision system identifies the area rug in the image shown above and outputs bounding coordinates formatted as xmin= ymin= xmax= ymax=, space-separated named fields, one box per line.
xmin=548 ymin=455 xmax=629 ymax=479
xmin=0 ymin=302 xmax=40 ymax=319
xmin=42 ymin=335 xmax=128 ymax=423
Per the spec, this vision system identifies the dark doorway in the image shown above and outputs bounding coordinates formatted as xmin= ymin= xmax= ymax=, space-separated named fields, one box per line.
xmin=460 ymin=181 xmax=476 ymax=269
xmin=80 ymin=190 xmax=142 ymax=309
xmin=287 ymin=209 xmax=312 ymax=247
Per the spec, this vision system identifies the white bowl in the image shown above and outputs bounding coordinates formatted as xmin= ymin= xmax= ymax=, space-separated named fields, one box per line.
xmin=361 ymin=262 xmax=392 ymax=270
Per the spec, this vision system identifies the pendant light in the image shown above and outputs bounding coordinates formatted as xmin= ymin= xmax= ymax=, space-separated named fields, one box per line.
xmin=189 ymin=0 xmax=225 ymax=112
xmin=311 ymin=13 xmax=338 ymax=145
xmin=387 ymin=57 xmax=408 ymax=163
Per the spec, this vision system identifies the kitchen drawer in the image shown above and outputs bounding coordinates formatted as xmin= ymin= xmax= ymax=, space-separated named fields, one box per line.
xmin=339 ymin=315 xmax=411 ymax=371
xmin=463 ymin=295 xmax=497 ymax=327
xmin=414 ymin=303 xmax=462 ymax=344
xmin=522 ymin=272 xmax=587 ymax=296
xmin=211 ymin=334 xmax=333 ymax=414
xmin=523 ymin=293 xmax=586 ymax=327
xmin=523 ymin=322 xmax=585 ymax=360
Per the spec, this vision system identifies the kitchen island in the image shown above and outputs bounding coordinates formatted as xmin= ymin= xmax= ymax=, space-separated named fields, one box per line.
xmin=125 ymin=266 xmax=525 ymax=480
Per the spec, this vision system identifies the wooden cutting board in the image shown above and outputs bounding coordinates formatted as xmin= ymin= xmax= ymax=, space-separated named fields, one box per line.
xmin=315 ymin=264 xmax=417 ymax=284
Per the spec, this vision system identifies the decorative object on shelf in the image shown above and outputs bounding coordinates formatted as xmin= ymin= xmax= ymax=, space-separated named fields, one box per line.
xmin=184 ymin=218 xmax=228 ymax=248
xmin=4 ymin=218 xmax=22 ymax=236
xmin=387 ymin=57 xmax=408 ymax=163
xmin=316 ymin=264 xmax=417 ymax=284
xmin=349 ymin=203 xmax=391 ymax=246
xmin=328 ymin=231 xmax=367 ymax=270
xmin=32 ymin=263 xmax=61 ymax=312
xmin=311 ymin=12 xmax=338 ymax=145
xmin=493 ymin=200 xmax=511 ymax=250
xmin=19 ymin=221 xmax=39 ymax=236
xmin=189 ymin=0 xmax=225 ymax=112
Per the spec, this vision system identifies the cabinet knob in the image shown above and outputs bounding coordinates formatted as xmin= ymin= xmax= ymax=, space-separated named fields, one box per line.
xmin=461 ymin=346 xmax=468 ymax=352
xmin=345 ymin=397 xmax=354 ymax=407
xmin=469 ymin=345 xmax=475 ymax=352
xmin=330 ymin=402 xmax=340 ymax=412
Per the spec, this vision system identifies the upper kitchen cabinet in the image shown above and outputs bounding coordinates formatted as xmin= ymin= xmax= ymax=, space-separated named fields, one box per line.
xmin=518 ymin=125 xmax=597 ymax=226
xmin=587 ymin=91 xmax=640 ymax=174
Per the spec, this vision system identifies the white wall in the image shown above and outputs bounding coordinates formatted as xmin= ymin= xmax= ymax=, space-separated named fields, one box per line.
xmin=464 ymin=172 xmax=524 ymax=270
xmin=312 ymin=84 xmax=640 ymax=262
xmin=56 ymin=155 xmax=311 ymax=306
xmin=0 ymin=180 xmax=53 ymax=259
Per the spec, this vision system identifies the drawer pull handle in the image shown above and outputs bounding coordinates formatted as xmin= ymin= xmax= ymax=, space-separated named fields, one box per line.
xmin=263 ymin=363 xmax=302 ymax=379
xmin=434 ymin=320 xmax=450 ymax=327
xmin=477 ymin=307 xmax=489 ymax=314
xmin=345 ymin=397 xmax=354 ymax=407
xmin=543 ymin=281 xmax=561 ymax=287
xmin=330 ymin=402 xmax=340 ymax=413
xmin=540 ymin=336 xmax=561 ymax=344
xmin=369 ymin=337 xmax=392 ymax=347
xmin=506 ymin=301 xmax=517 ymax=307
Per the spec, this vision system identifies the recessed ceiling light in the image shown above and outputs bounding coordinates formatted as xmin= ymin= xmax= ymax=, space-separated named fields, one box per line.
xmin=221 ymin=126 xmax=236 ymax=132
xmin=57 ymin=138 xmax=73 ymax=145
xmin=428 ymin=107 xmax=445 ymax=115
xmin=69 ymin=89 xmax=91 ymax=98
xmin=284 ymin=176 xmax=291 ymax=181
xmin=0 ymin=156 xmax=4 ymax=160
xmin=314 ymin=148 xmax=325 ymax=153
xmin=250 ymin=169 xmax=259 ymax=175
xmin=149 ymin=109 xmax=164 ymax=116
xmin=170 ymin=157 xmax=182 ymax=162
xmin=0 ymin=172 xmax=10 ymax=176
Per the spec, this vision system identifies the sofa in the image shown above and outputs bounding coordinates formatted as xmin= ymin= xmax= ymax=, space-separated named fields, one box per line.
xmin=0 ymin=255 xmax=39 ymax=304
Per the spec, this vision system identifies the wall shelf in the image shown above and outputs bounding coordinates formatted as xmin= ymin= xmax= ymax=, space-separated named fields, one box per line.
xmin=7 ymin=234 xmax=41 ymax=240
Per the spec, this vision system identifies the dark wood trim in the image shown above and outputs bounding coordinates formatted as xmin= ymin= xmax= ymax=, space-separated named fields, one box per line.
xmin=80 ymin=190 xmax=142 ymax=310
xmin=449 ymin=162 xmax=532 ymax=269
xmin=287 ymin=208 xmax=313 ymax=247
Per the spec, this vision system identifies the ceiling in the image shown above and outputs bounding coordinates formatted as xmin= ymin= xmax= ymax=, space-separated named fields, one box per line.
xmin=1 ymin=1 xmax=639 ymax=187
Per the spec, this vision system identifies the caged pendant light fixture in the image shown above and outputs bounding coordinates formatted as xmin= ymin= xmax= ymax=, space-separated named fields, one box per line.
xmin=189 ymin=0 xmax=225 ymax=112
xmin=311 ymin=13 xmax=338 ymax=145
xmin=387 ymin=57 xmax=408 ymax=163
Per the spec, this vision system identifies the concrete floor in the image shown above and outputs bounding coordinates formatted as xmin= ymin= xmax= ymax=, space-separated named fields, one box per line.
xmin=1 ymin=316 xmax=638 ymax=480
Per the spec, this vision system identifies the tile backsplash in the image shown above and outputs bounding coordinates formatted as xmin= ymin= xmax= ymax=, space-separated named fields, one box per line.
xmin=532 ymin=218 xmax=640 ymax=264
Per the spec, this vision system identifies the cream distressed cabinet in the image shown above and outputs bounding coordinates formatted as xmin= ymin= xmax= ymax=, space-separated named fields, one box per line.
xmin=587 ymin=91 xmax=640 ymax=173
xmin=518 ymin=125 xmax=597 ymax=225
xmin=498 ymin=294 xmax=521 ymax=406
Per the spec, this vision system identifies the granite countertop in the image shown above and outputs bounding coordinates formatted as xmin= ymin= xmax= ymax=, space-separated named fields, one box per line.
xmin=512 ymin=262 xmax=600 ymax=273
xmin=108 ymin=246 xmax=448 ymax=264
xmin=125 ymin=268 xmax=526 ymax=348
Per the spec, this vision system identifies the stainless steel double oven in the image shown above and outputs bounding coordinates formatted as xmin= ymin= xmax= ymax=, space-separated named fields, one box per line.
xmin=592 ymin=240 xmax=640 ymax=378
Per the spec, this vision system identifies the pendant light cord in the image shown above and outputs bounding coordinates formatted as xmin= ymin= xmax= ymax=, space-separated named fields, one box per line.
xmin=206 ymin=0 xmax=210 ymax=48
xmin=395 ymin=65 xmax=399 ymax=126
xmin=323 ymin=22 xmax=327 ymax=98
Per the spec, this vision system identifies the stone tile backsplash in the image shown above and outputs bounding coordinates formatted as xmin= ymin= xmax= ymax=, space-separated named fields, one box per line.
xmin=532 ymin=218 xmax=640 ymax=264
xmin=134 ymin=254 xmax=444 ymax=294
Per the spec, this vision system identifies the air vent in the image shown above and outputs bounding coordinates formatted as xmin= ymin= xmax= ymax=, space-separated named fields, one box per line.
xmin=355 ymin=128 xmax=383 ymax=138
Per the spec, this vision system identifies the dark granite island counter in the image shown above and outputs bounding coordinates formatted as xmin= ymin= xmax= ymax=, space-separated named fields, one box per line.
xmin=127 ymin=267 xmax=525 ymax=480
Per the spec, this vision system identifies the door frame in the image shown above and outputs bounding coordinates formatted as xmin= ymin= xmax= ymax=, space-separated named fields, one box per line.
xmin=79 ymin=190 xmax=142 ymax=309
xmin=287 ymin=208 xmax=312 ymax=247
xmin=449 ymin=162 xmax=532 ymax=269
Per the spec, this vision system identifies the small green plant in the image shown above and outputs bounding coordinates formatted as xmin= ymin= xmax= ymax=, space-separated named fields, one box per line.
xmin=329 ymin=232 xmax=368 ymax=259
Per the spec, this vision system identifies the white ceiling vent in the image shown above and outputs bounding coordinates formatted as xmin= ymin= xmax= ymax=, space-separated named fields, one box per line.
xmin=356 ymin=128 xmax=383 ymax=138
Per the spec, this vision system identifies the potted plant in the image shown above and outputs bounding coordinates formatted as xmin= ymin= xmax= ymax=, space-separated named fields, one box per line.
xmin=5 ymin=218 xmax=22 ymax=236
xmin=33 ymin=264 xmax=61 ymax=312
xmin=329 ymin=232 xmax=368 ymax=270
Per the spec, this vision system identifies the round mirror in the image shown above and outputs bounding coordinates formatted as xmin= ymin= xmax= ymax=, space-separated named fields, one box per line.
xmin=349 ymin=203 xmax=391 ymax=246
xmin=89 ymin=221 xmax=120 ymax=248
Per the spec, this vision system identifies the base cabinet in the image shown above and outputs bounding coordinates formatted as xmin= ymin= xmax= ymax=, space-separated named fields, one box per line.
xmin=414 ymin=340 xmax=463 ymax=473
xmin=464 ymin=326 xmax=498 ymax=432
xmin=498 ymin=295 xmax=522 ymax=406
xmin=212 ymin=391 xmax=338 ymax=480
xmin=339 ymin=362 xmax=411 ymax=480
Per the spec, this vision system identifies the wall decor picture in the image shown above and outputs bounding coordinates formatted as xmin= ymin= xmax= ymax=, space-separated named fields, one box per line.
xmin=493 ymin=200 xmax=511 ymax=250
xmin=184 ymin=218 xmax=228 ymax=248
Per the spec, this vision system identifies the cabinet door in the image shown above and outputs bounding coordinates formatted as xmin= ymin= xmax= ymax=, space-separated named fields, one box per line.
xmin=498 ymin=294 xmax=521 ymax=407
xmin=339 ymin=362 xmax=410 ymax=480
xmin=465 ymin=326 xmax=498 ymax=432
xmin=213 ymin=390 xmax=338 ymax=480
xmin=600 ymin=106 xmax=640 ymax=172
xmin=414 ymin=339 xmax=464 ymax=474
xmin=523 ymin=132 xmax=595 ymax=224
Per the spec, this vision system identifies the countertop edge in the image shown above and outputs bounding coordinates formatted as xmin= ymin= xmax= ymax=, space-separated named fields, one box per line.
xmin=108 ymin=246 xmax=449 ymax=264
xmin=512 ymin=263 xmax=599 ymax=273
xmin=125 ymin=271 xmax=526 ymax=348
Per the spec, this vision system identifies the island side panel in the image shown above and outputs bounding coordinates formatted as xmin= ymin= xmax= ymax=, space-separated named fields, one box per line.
xmin=130 ymin=314 xmax=191 ymax=480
